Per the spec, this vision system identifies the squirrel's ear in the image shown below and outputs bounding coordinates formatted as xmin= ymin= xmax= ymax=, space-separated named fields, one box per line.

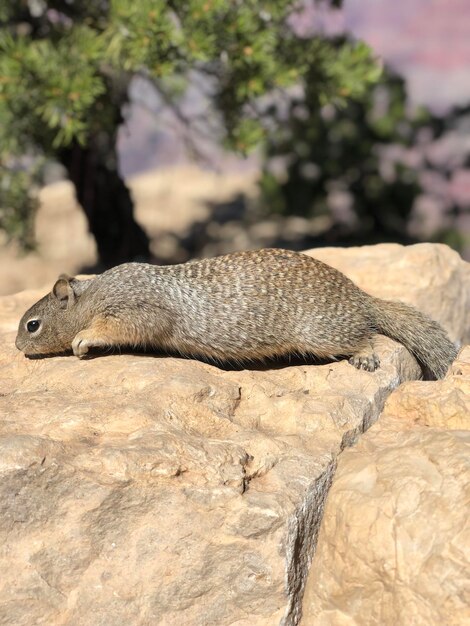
xmin=52 ymin=274 xmax=76 ymax=309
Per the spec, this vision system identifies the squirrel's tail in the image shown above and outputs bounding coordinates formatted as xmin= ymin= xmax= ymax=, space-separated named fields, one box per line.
xmin=371 ymin=297 xmax=458 ymax=379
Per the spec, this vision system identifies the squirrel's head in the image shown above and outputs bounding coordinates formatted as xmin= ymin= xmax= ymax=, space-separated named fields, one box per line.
xmin=15 ymin=274 xmax=92 ymax=357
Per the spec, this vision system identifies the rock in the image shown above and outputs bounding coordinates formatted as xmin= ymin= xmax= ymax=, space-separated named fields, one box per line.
xmin=1 ymin=243 xmax=468 ymax=626
xmin=301 ymin=346 xmax=470 ymax=626
xmin=379 ymin=348 xmax=470 ymax=430
xmin=0 ymin=335 xmax=419 ymax=625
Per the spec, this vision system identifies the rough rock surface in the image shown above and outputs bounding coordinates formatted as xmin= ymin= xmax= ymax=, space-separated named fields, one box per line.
xmin=1 ymin=244 xmax=468 ymax=626
xmin=301 ymin=345 xmax=470 ymax=626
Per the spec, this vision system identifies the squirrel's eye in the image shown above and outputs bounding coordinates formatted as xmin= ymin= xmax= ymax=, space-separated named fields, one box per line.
xmin=26 ymin=320 xmax=40 ymax=333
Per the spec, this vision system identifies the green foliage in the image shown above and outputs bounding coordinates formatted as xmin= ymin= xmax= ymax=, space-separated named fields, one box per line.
xmin=260 ymin=67 xmax=453 ymax=243
xmin=318 ymin=40 xmax=383 ymax=104
xmin=0 ymin=27 xmax=106 ymax=149
xmin=0 ymin=161 xmax=43 ymax=250
xmin=219 ymin=36 xmax=382 ymax=151
xmin=0 ymin=0 xmax=383 ymax=247
xmin=105 ymin=0 xmax=182 ymax=73
xmin=0 ymin=1 xmax=380 ymax=148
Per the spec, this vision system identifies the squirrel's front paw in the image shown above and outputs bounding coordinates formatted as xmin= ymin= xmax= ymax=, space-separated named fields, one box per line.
xmin=72 ymin=333 xmax=90 ymax=358
xmin=72 ymin=332 xmax=102 ymax=358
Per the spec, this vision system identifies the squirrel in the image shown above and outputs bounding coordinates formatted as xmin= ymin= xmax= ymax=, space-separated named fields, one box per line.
xmin=15 ymin=248 xmax=457 ymax=379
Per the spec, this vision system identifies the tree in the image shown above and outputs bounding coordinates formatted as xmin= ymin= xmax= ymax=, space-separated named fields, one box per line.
xmin=0 ymin=0 xmax=380 ymax=266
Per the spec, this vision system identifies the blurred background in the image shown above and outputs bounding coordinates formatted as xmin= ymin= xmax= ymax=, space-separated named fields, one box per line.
xmin=1 ymin=0 xmax=469 ymax=295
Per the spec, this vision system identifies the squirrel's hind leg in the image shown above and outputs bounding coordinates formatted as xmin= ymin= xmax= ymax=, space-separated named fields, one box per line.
xmin=72 ymin=316 xmax=132 ymax=358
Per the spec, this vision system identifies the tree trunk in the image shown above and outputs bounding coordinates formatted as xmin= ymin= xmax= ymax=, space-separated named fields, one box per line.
xmin=60 ymin=141 xmax=150 ymax=269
